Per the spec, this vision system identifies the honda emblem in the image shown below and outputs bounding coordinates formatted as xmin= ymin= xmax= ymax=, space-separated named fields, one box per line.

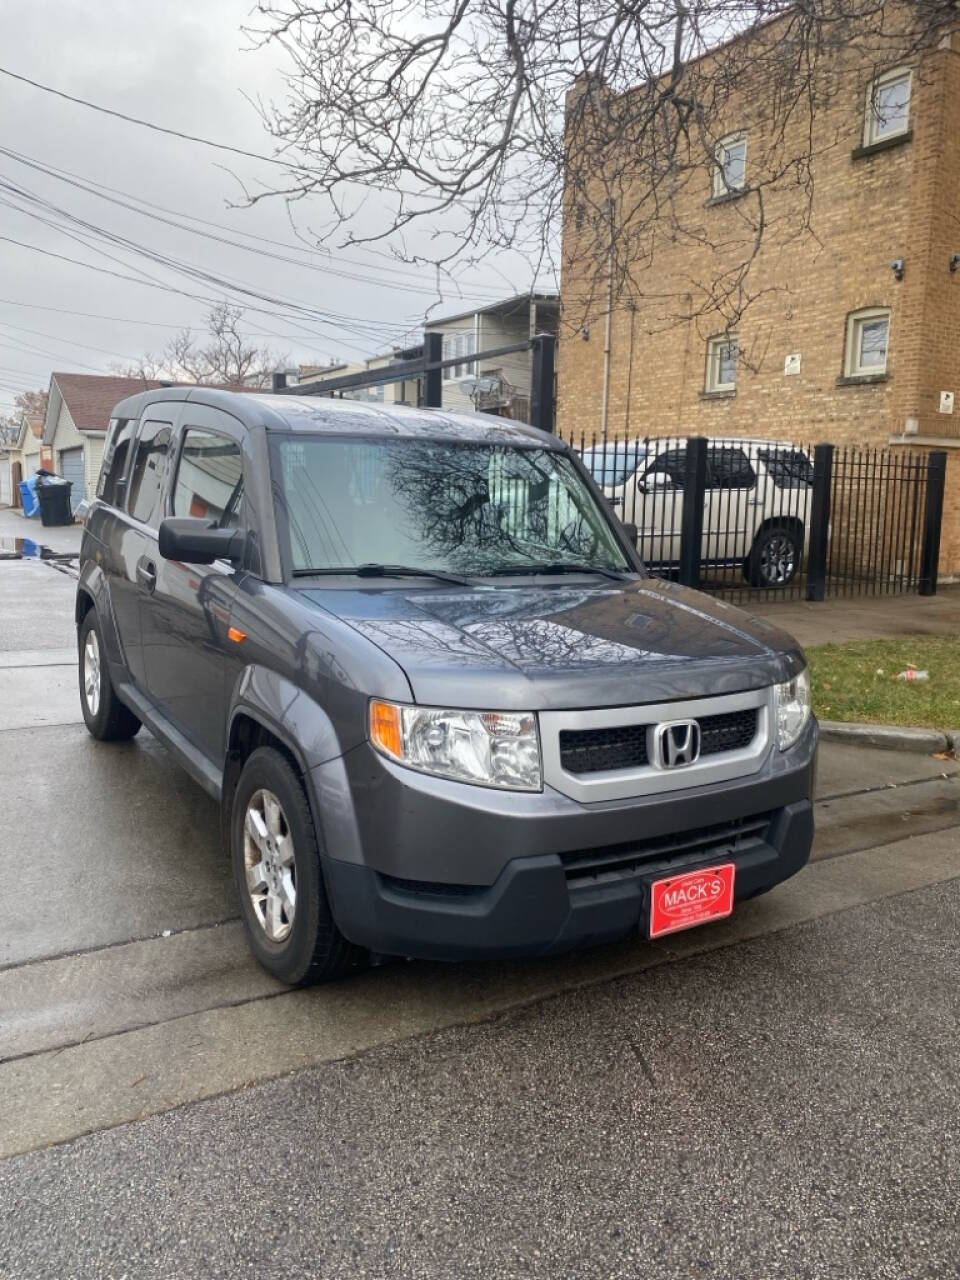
xmin=654 ymin=719 xmax=701 ymax=769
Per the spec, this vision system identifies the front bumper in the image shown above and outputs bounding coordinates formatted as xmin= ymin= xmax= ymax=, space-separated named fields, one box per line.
xmin=313 ymin=720 xmax=818 ymax=962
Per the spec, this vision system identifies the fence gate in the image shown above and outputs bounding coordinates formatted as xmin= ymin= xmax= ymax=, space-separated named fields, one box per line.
xmin=558 ymin=432 xmax=946 ymax=603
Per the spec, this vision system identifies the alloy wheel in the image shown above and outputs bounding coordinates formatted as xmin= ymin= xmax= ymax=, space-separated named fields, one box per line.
xmin=83 ymin=630 xmax=101 ymax=717
xmin=244 ymin=788 xmax=296 ymax=942
xmin=759 ymin=533 xmax=796 ymax=587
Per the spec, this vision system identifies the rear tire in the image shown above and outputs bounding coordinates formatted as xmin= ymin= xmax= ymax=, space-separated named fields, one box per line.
xmin=231 ymin=746 xmax=367 ymax=985
xmin=78 ymin=610 xmax=142 ymax=741
xmin=746 ymin=524 xmax=802 ymax=589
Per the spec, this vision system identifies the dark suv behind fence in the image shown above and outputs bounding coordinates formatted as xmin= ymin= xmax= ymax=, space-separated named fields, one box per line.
xmin=77 ymin=389 xmax=817 ymax=983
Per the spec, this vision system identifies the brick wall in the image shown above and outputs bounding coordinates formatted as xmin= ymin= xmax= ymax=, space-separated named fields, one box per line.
xmin=558 ymin=15 xmax=960 ymax=575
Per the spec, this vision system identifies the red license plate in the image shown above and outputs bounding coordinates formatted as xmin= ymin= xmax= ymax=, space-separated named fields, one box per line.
xmin=649 ymin=863 xmax=736 ymax=939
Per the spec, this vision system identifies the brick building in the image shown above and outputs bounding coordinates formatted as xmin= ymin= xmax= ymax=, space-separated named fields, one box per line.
xmin=558 ymin=10 xmax=960 ymax=575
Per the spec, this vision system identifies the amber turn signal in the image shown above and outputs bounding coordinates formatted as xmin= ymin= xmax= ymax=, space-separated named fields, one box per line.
xmin=369 ymin=699 xmax=404 ymax=760
xmin=227 ymin=626 xmax=247 ymax=644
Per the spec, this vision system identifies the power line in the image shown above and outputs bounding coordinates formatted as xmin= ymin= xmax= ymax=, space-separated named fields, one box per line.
xmin=0 ymin=145 xmax=509 ymax=299
xmin=0 ymin=294 xmax=419 ymax=354
xmin=0 ymin=65 xmax=311 ymax=175
xmin=0 ymin=335 xmax=104 ymax=372
xmin=0 ymin=147 xmax=496 ymax=303
xmin=0 ymin=180 xmax=422 ymax=341
xmin=0 ymin=231 xmax=408 ymax=361
xmin=0 ymin=72 xmax=536 ymax=305
xmin=0 ymin=317 xmax=142 ymax=362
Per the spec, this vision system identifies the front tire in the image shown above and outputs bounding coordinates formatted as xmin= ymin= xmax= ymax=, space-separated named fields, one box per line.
xmin=746 ymin=524 xmax=802 ymax=589
xmin=231 ymin=746 xmax=367 ymax=985
xmin=78 ymin=610 xmax=141 ymax=741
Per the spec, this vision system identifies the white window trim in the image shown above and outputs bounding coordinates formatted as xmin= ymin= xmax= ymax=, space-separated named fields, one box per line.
xmin=441 ymin=329 xmax=479 ymax=382
xmin=706 ymin=334 xmax=739 ymax=393
xmin=844 ymin=308 xmax=891 ymax=378
xmin=863 ymin=67 xmax=912 ymax=146
xmin=713 ymin=131 xmax=748 ymax=198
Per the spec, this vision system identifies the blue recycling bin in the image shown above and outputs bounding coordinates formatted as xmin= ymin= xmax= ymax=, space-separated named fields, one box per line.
xmin=19 ymin=476 xmax=40 ymax=517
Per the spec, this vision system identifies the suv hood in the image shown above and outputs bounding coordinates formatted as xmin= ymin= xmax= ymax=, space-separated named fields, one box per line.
xmin=296 ymin=578 xmax=806 ymax=711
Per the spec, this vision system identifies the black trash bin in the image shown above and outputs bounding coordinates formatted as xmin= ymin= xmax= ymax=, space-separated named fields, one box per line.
xmin=37 ymin=480 xmax=74 ymax=527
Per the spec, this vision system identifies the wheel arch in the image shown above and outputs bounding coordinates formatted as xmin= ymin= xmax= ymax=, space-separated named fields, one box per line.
xmin=752 ymin=513 xmax=805 ymax=540
xmin=222 ymin=668 xmax=349 ymax=859
xmin=223 ymin=709 xmax=309 ymax=855
xmin=75 ymin=585 xmax=96 ymax=627
xmin=75 ymin=561 xmax=126 ymax=667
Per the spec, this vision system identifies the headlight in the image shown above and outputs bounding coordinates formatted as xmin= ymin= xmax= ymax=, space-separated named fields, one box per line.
xmin=774 ymin=667 xmax=811 ymax=751
xmin=369 ymin=699 xmax=542 ymax=791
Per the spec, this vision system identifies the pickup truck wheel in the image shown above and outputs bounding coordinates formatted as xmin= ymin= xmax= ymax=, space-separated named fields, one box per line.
xmin=231 ymin=747 xmax=367 ymax=985
xmin=746 ymin=524 xmax=801 ymax=589
xmin=78 ymin=611 xmax=142 ymax=741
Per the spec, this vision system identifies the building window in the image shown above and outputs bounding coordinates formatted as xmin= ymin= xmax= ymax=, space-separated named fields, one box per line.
xmin=864 ymin=68 xmax=912 ymax=146
xmin=705 ymin=334 xmax=739 ymax=393
xmin=845 ymin=308 xmax=891 ymax=377
xmin=442 ymin=332 xmax=478 ymax=381
xmin=713 ymin=132 xmax=747 ymax=196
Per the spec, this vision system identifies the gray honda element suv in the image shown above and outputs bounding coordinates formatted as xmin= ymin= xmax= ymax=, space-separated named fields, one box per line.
xmin=77 ymin=389 xmax=817 ymax=983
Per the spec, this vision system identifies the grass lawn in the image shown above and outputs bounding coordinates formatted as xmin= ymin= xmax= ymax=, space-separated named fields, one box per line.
xmin=806 ymin=635 xmax=960 ymax=730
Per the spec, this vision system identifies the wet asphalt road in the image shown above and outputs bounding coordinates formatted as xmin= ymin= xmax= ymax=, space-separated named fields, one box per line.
xmin=1 ymin=533 xmax=959 ymax=1277
xmin=3 ymin=878 xmax=960 ymax=1280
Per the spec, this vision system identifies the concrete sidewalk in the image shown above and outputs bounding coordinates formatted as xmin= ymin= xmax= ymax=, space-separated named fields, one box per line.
xmin=749 ymin=584 xmax=960 ymax=650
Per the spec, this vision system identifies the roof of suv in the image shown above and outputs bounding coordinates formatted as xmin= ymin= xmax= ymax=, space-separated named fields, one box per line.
xmin=110 ymin=386 xmax=561 ymax=447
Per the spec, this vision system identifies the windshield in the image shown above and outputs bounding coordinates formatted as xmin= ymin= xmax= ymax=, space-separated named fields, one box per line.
xmin=581 ymin=442 xmax=649 ymax=488
xmin=273 ymin=436 xmax=630 ymax=576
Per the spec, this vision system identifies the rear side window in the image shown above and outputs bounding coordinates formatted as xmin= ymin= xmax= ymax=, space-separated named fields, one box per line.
xmin=127 ymin=421 xmax=172 ymax=526
xmin=758 ymin=449 xmax=814 ymax=488
xmin=707 ymin=448 xmax=755 ymax=489
xmin=643 ymin=449 xmax=687 ymax=488
xmin=173 ymin=430 xmax=243 ymax=529
xmin=98 ymin=418 xmax=135 ymax=504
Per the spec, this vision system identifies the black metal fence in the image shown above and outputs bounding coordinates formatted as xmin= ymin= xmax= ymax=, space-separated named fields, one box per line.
xmin=275 ymin=331 xmax=558 ymax=434
xmin=274 ymin=341 xmax=945 ymax=603
xmin=557 ymin=431 xmax=946 ymax=603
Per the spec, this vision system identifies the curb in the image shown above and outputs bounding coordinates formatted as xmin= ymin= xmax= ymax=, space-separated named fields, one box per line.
xmin=819 ymin=720 xmax=954 ymax=755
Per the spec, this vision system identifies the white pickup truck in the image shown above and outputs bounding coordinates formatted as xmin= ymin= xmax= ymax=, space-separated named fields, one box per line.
xmin=581 ymin=437 xmax=814 ymax=588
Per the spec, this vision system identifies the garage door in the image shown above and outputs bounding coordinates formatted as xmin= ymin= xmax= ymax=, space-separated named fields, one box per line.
xmin=59 ymin=447 xmax=85 ymax=513
xmin=0 ymin=460 xmax=10 ymax=506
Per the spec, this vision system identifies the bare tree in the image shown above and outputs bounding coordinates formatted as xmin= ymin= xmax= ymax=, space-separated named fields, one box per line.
xmin=113 ymin=303 xmax=286 ymax=387
xmin=247 ymin=0 xmax=955 ymax=330
xmin=0 ymin=388 xmax=48 ymax=440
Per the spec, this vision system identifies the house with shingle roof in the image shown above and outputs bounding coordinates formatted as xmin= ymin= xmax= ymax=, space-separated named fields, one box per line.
xmin=0 ymin=418 xmax=49 ymax=507
xmin=41 ymin=372 xmax=264 ymax=512
xmin=43 ymin=373 xmax=165 ymax=512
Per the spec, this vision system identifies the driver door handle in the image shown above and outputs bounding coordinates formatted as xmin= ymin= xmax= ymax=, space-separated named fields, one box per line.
xmin=136 ymin=557 xmax=157 ymax=592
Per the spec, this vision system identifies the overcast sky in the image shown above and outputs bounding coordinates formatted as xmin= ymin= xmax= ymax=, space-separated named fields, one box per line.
xmin=0 ymin=0 xmax=538 ymax=413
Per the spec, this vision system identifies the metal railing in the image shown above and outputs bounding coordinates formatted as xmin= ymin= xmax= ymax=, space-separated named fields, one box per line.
xmin=273 ymin=330 xmax=558 ymax=435
xmin=557 ymin=431 xmax=946 ymax=602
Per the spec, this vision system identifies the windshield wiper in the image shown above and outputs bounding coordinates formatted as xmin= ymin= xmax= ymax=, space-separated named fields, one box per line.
xmin=485 ymin=562 xmax=632 ymax=583
xmin=292 ymin=563 xmax=474 ymax=587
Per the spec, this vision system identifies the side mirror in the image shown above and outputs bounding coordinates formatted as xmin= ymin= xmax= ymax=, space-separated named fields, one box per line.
xmin=639 ymin=472 xmax=672 ymax=493
xmin=622 ymin=522 xmax=638 ymax=545
xmin=158 ymin=517 xmax=244 ymax=566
